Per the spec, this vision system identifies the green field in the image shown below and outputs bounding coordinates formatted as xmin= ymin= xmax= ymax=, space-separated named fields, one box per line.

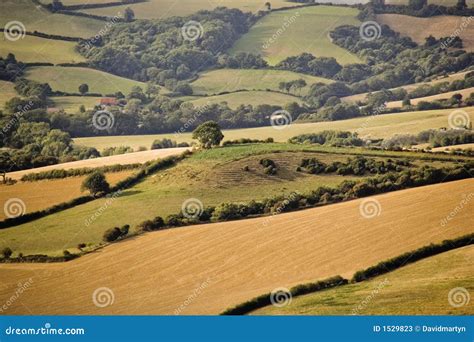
xmin=0 ymin=143 xmax=459 ymax=256
xmin=50 ymin=96 xmax=103 ymax=112
xmin=74 ymin=0 xmax=302 ymax=19
xmin=253 ymin=245 xmax=474 ymax=315
xmin=229 ymin=6 xmax=362 ymax=66
xmin=0 ymin=36 xmax=85 ymax=64
xmin=74 ymin=107 xmax=474 ymax=150
xmin=188 ymin=90 xmax=303 ymax=108
xmin=0 ymin=81 xmax=17 ymax=109
xmin=0 ymin=0 xmax=104 ymax=38
xmin=191 ymin=69 xmax=332 ymax=96
xmin=25 ymin=66 xmax=148 ymax=95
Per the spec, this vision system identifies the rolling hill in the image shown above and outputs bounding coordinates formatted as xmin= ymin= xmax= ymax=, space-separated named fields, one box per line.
xmin=188 ymin=90 xmax=303 ymax=108
xmin=25 ymin=66 xmax=148 ymax=95
xmin=386 ymin=87 xmax=474 ymax=108
xmin=228 ymin=6 xmax=362 ymax=66
xmin=74 ymin=106 xmax=474 ymax=150
xmin=0 ymin=36 xmax=85 ymax=64
xmin=190 ymin=69 xmax=332 ymax=96
xmin=377 ymin=14 xmax=474 ymax=51
xmin=253 ymin=245 xmax=474 ymax=315
xmin=0 ymin=179 xmax=471 ymax=314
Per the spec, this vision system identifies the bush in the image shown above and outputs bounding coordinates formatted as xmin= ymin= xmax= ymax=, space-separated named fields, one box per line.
xmin=103 ymin=225 xmax=129 ymax=242
xmin=81 ymin=171 xmax=110 ymax=196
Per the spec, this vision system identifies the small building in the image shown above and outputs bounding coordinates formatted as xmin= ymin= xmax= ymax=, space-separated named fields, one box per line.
xmin=99 ymin=97 xmax=118 ymax=107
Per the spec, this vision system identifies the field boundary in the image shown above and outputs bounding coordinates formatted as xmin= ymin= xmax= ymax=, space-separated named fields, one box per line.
xmin=221 ymin=232 xmax=474 ymax=315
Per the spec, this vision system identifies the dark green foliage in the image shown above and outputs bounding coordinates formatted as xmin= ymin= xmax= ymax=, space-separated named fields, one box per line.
xmin=222 ymin=138 xmax=274 ymax=146
xmin=1 ymin=247 xmax=13 ymax=258
xmin=0 ymin=54 xmax=24 ymax=82
xmin=352 ymin=233 xmax=474 ymax=282
xmin=151 ymin=139 xmax=189 ymax=149
xmin=289 ymin=130 xmax=363 ymax=147
xmin=276 ymin=53 xmax=342 ymax=78
xmin=192 ymin=121 xmax=224 ymax=148
xmin=81 ymin=171 xmax=110 ymax=196
xmin=103 ymin=225 xmax=130 ymax=242
xmin=260 ymin=158 xmax=277 ymax=175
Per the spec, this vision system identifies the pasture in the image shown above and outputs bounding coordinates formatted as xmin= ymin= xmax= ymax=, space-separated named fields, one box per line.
xmin=377 ymin=14 xmax=474 ymax=51
xmin=50 ymin=96 xmax=103 ymax=112
xmin=254 ymin=245 xmax=474 ymax=315
xmin=74 ymin=106 xmax=474 ymax=150
xmin=191 ymin=69 xmax=332 ymax=96
xmin=0 ymin=36 xmax=85 ymax=64
xmin=0 ymin=81 xmax=16 ymax=109
xmin=25 ymin=66 xmax=148 ymax=95
xmin=0 ymin=179 xmax=471 ymax=314
xmin=0 ymin=0 xmax=104 ymax=38
xmin=189 ymin=90 xmax=303 ymax=108
xmin=228 ymin=6 xmax=362 ymax=65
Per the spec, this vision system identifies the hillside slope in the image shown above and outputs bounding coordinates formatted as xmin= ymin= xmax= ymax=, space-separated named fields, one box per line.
xmin=0 ymin=179 xmax=472 ymax=315
xmin=254 ymin=245 xmax=474 ymax=315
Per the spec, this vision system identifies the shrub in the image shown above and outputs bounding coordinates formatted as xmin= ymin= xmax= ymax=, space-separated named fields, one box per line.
xmin=103 ymin=225 xmax=129 ymax=242
xmin=1 ymin=247 xmax=13 ymax=258
xmin=77 ymin=243 xmax=86 ymax=250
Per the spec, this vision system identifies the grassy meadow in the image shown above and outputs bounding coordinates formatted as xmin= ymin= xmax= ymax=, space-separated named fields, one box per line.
xmin=229 ymin=6 xmax=362 ymax=65
xmin=50 ymin=96 xmax=103 ymax=112
xmin=0 ymin=179 xmax=471 ymax=314
xmin=189 ymin=90 xmax=303 ymax=108
xmin=377 ymin=14 xmax=474 ymax=51
xmin=0 ymin=0 xmax=104 ymax=38
xmin=0 ymin=81 xmax=16 ymax=109
xmin=25 ymin=66 xmax=148 ymax=95
xmin=0 ymin=36 xmax=85 ymax=64
xmin=254 ymin=245 xmax=474 ymax=315
xmin=191 ymin=69 xmax=332 ymax=96
xmin=74 ymin=107 xmax=474 ymax=150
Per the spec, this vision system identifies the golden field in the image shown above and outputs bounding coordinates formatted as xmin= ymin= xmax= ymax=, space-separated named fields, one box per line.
xmin=0 ymin=179 xmax=472 ymax=314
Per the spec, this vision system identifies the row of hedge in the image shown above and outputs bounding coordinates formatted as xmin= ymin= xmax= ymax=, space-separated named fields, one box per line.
xmin=352 ymin=232 xmax=474 ymax=282
xmin=0 ymin=28 xmax=81 ymax=42
xmin=221 ymin=276 xmax=348 ymax=315
xmin=20 ymin=163 xmax=142 ymax=182
xmin=220 ymin=233 xmax=474 ymax=314
xmin=59 ymin=0 xmax=145 ymax=11
xmin=0 ymin=152 xmax=190 ymax=229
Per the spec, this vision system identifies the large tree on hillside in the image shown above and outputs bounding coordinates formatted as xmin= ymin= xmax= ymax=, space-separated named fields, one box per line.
xmin=81 ymin=171 xmax=110 ymax=196
xmin=192 ymin=121 xmax=224 ymax=149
